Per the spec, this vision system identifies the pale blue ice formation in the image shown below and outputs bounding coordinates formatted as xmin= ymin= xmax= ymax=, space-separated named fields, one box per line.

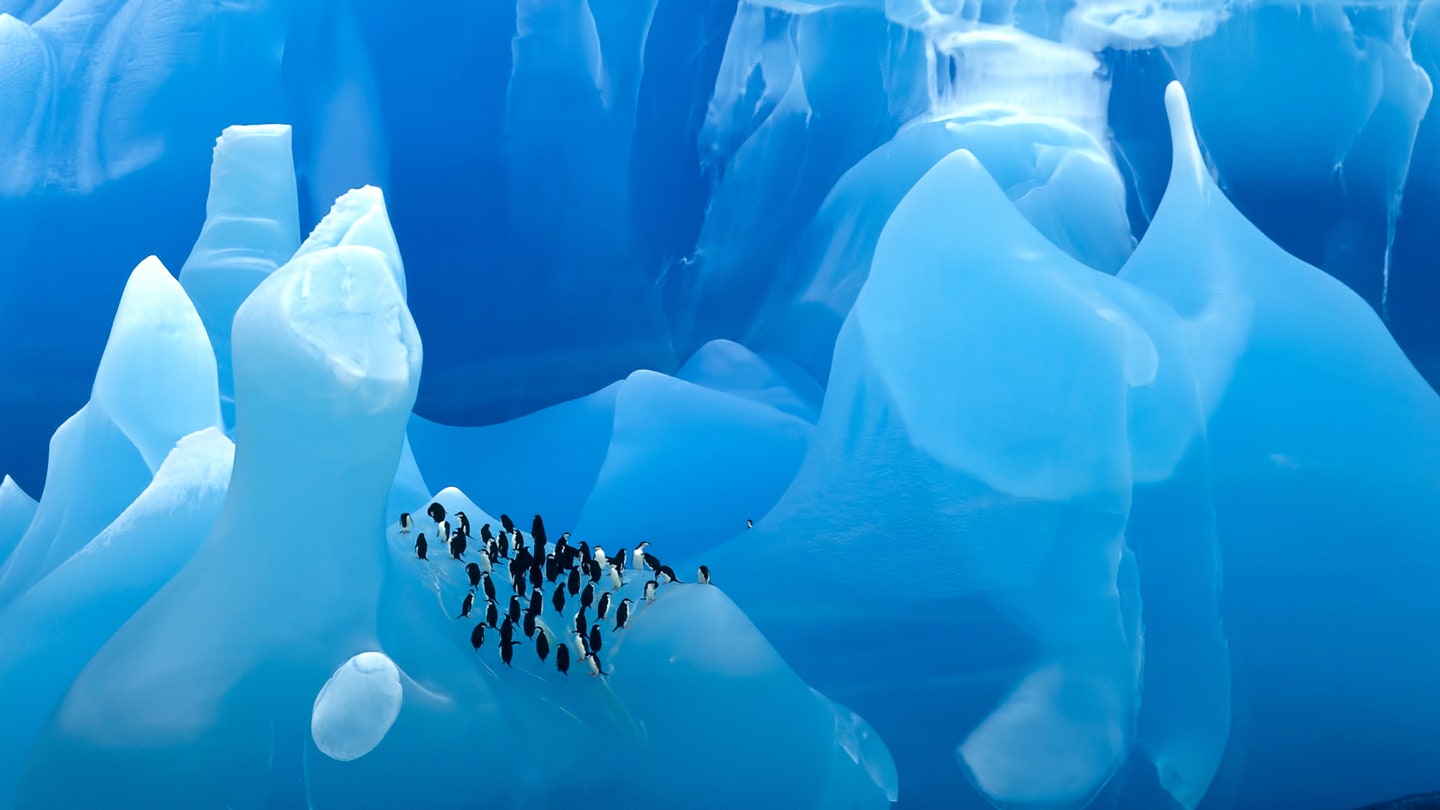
xmin=3 ymin=1 xmax=1440 ymax=809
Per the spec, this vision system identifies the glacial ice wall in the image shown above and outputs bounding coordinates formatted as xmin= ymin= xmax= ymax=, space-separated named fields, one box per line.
xmin=2 ymin=1 xmax=1440 ymax=809
xmin=5 ymin=0 xmax=1440 ymax=493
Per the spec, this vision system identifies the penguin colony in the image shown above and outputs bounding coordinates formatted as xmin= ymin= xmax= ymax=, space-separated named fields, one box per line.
xmin=401 ymin=503 xmax=712 ymax=677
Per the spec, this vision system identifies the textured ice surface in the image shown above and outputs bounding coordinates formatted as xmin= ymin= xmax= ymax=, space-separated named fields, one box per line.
xmin=180 ymin=124 xmax=301 ymax=420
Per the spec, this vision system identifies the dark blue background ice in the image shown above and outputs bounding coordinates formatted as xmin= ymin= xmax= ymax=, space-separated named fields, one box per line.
xmin=2 ymin=1 xmax=1440 ymax=808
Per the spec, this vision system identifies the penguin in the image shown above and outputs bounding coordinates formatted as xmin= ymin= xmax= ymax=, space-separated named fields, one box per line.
xmin=594 ymin=546 xmax=608 ymax=569
xmin=440 ymin=519 xmax=451 ymax=542
xmin=456 ymin=511 xmax=471 ymax=538
xmin=555 ymin=532 xmax=571 ymax=554
xmin=586 ymin=560 xmax=602 ymax=584
xmin=552 ymin=585 xmax=566 ymax=614
xmin=477 ymin=549 xmax=492 ymax=574
xmin=485 ymin=599 xmax=499 ymax=629
xmin=578 ymin=541 xmax=592 ymax=566
xmin=643 ymin=580 xmax=658 ymax=604
xmin=496 ymin=530 xmax=510 ymax=559
xmin=697 ymin=565 xmax=711 ymax=585
xmin=500 ymin=514 xmax=515 ymax=534
xmin=470 ymin=622 xmax=486 ymax=651
xmin=574 ymin=608 xmax=588 ymax=636
xmin=536 ymin=629 xmax=551 ymax=662
xmin=572 ymin=632 xmax=590 ymax=661
xmin=597 ymin=591 xmax=612 ymax=621
xmin=466 ymin=562 xmax=482 ymax=588
xmin=658 ymin=565 xmax=680 ymax=584
xmin=481 ymin=523 xmax=494 ymax=545
xmin=528 ymin=588 xmax=544 ymax=617
xmin=642 ymin=552 xmax=662 ymax=573
xmin=415 ymin=533 xmax=428 ymax=560
xmin=581 ymin=582 xmax=595 ymax=610
xmin=746 ymin=518 xmax=753 ymax=529
xmin=523 ymin=610 xmax=537 ymax=639
xmin=399 ymin=512 xmax=412 ymax=534
xmin=556 ymin=641 xmax=571 ymax=675
xmin=511 ymin=573 xmax=528 ymax=597
xmin=567 ymin=567 xmax=582 ymax=597
xmin=614 ymin=598 xmax=632 ymax=630
xmin=528 ymin=562 xmax=543 ymax=590
xmin=508 ymin=595 xmax=523 ymax=625
xmin=427 ymin=502 xmax=446 ymax=523
xmin=512 ymin=530 xmax=525 ymax=555
xmin=457 ymin=590 xmax=474 ymax=619
xmin=531 ymin=514 xmax=547 ymax=546
xmin=450 ymin=531 xmax=468 ymax=560
xmin=585 ymin=651 xmax=605 ymax=678
xmin=482 ymin=571 xmax=497 ymax=603
xmin=513 ymin=546 xmax=534 ymax=573
xmin=545 ymin=554 xmax=560 ymax=583
xmin=608 ymin=564 xmax=624 ymax=591
xmin=500 ymin=640 xmax=521 ymax=667
xmin=632 ymin=541 xmax=651 ymax=570
xmin=499 ymin=617 xmax=515 ymax=646
xmin=588 ymin=623 xmax=603 ymax=653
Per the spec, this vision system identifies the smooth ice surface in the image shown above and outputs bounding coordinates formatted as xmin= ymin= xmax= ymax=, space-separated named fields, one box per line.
xmin=0 ymin=477 xmax=36 ymax=566
xmin=0 ymin=427 xmax=233 ymax=808
xmin=0 ymin=256 xmax=221 ymax=610
xmin=311 ymin=652 xmax=404 ymax=762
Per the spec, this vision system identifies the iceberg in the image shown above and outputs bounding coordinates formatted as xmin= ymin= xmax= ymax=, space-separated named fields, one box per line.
xmin=0 ymin=161 xmax=892 ymax=809
xmin=3 ymin=2 xmax=1440 ymax=808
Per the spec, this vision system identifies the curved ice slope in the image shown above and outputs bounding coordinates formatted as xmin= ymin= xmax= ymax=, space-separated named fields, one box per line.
xmin=0 ymin=256 xmax=221 ymax=610
xmin=0 ymin=427 xmax=233 ymax=809
xmin=1125 ymin=83 xmax=1440 ymax=810
xmin=708 ymin=80 xmax=1440 ymax=809
xmin=0 ymin=477 xmax=37 ymax=565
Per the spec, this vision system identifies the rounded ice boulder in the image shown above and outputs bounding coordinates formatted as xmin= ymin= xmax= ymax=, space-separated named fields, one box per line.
xmin=312 ymin=652 xmax=404 ymax=762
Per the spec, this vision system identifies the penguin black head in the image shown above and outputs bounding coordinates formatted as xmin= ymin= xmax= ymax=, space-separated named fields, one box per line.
xmin=698 ymin=564 xmax=711 ymax=585
xmin=427 ymin=502 xmax=446 ymax=522
xmin=500 ymin=514 xmax=515 ymax=533
xmin=746 ymin=518 xmax=753 ymax=529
